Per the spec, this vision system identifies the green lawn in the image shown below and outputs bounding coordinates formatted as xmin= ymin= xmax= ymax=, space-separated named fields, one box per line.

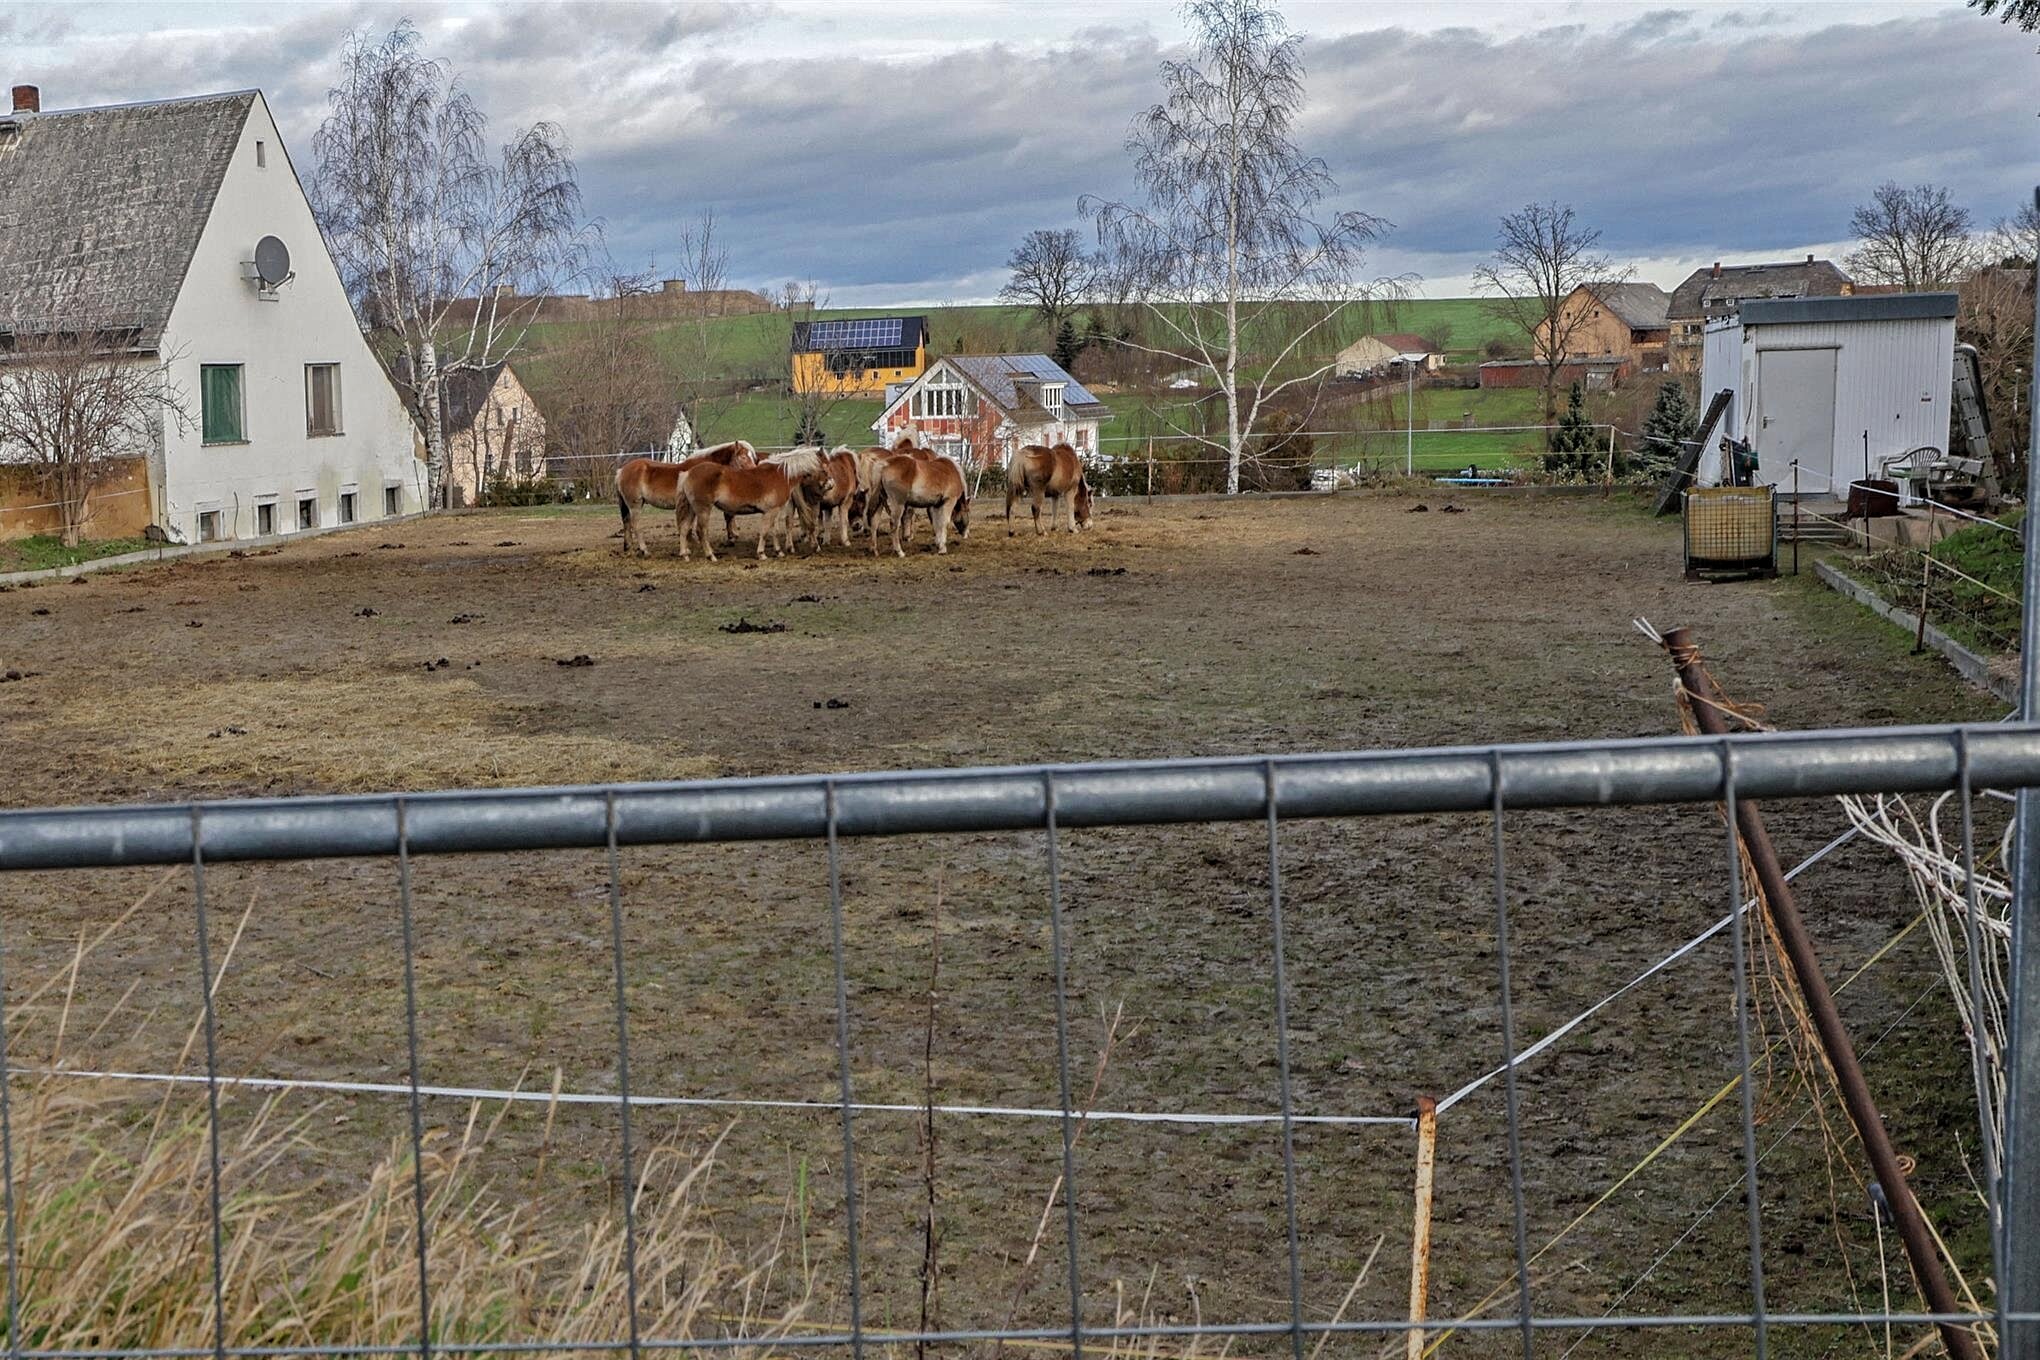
xmin=0 ymin=535 xmax=153 ymax=574
xmin=506 ymin=296 xmax=1523 ymax=419
xmin=704 ymin=393 xmax=885 ymax=450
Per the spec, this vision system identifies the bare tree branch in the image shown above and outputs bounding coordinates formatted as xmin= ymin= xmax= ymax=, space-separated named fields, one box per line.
xmin=1845 ymin=182 xmax=1977 ymax=291
xmin=0 ymin=318 xmax=191 ymax=546
xmin=998 ymin=229 xmax=1099 ymax=325
xmin=310 ymin=20 xmax=593 ymax=507
xmin=1083 ymin=0 xmax=1404 ymax=492
xmin=1472 ymin=201 xmax=1625 ymax=422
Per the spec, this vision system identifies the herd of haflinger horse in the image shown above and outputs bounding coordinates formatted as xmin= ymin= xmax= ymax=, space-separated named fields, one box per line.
xmin=614 ymin=436 xmax=1094 ymax=560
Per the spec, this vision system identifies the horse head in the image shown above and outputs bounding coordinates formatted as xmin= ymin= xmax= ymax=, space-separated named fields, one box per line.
xmin=1073 ymin=476 xmax=1093 ymax=529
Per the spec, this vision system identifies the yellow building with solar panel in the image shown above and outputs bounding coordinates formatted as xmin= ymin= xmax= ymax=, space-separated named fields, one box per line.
xmin=789 ymin=316 xmax=929 ymax=396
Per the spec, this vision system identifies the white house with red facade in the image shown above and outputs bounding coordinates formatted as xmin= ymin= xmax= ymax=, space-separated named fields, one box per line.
xmin=873 ymin=354 xmax=1111 ymax=470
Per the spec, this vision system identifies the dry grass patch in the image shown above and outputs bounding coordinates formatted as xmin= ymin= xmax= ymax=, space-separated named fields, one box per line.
xmin=14 ymin=672 xmax=716 ymax=795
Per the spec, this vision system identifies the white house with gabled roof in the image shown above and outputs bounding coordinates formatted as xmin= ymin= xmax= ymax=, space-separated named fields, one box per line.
xmin=0 ymin=83 xmax=423 ymax=543
xmin=874 ymin=354 xmax=1111 ymax=471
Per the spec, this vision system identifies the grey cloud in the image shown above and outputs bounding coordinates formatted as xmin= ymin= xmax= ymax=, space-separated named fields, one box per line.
xmin=6 ymin=2 xmax=2033 ymax=301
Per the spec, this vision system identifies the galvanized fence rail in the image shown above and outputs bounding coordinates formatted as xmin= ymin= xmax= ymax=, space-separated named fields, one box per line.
xmin=1 ymin=723 xmax=2038 ymax=1357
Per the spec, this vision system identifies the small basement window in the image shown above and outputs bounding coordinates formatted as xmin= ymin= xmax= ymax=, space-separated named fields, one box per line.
xmin=255 ymin=501 xmax=275 ymax=536
xmin=338 ymin=491 xmax=357 ymax=524
xmin=197 ymin=510 xmax=223 ymax=543
xmin=384 ymin=485 xmax=402 ymax=517
xmin=297 ymin=496 xmax=317 ymax=531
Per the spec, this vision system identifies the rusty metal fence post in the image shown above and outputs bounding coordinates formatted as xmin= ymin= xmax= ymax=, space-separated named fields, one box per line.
xmin=2003 ymin=182 xmax=2040 ymax=1360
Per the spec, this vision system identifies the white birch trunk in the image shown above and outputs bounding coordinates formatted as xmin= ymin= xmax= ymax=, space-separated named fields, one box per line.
xmin=418 ymin=340 xmax=447 ymax=507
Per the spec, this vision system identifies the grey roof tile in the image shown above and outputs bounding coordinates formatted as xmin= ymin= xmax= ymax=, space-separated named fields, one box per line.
xmin=0 ymin=91 xmax=253 ymax=346
xmin=1668 ymin=259 xmax=1853 ymax=321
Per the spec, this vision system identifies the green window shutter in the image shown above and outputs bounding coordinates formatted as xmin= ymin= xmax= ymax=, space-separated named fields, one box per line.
xmin=201 ymin=365 xmax=244 ymax=443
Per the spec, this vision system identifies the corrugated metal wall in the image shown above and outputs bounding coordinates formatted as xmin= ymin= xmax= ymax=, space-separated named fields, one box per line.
xmin=1697 ymin=313 xmax=1953 ymax=493
xmin=1695 ymin=320 xmax=1745 ymax=486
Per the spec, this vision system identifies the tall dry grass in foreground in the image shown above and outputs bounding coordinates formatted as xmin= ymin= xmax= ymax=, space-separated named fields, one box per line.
xmin=8 ymin=1074 xmax=812 ymax=1355
xmin=2 ymin=880 xmax=1362 ymax=1360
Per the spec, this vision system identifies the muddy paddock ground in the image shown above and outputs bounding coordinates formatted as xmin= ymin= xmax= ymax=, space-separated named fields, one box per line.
xmin=0 ymin=492 xmax=2005 ymax=1357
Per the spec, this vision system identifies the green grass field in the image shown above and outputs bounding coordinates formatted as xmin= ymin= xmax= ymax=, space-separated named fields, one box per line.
xmin=504 ymin=295 xmax=1541 ymax=462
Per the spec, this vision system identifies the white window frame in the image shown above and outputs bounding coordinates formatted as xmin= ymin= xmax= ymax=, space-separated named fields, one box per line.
xmin=912 ymin=371 xmax=976 ymax=420
xmin=305 ymin=363 xmax=343 ymax=437
xmin=1040 ymin=383 xmax=1065 ymax=417
xmin=196 ymin=506 xmax=225 ymax=543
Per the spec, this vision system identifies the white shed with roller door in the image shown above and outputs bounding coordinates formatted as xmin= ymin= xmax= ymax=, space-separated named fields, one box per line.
xmin=1696 ymin=293 xmax=1956 ymax=495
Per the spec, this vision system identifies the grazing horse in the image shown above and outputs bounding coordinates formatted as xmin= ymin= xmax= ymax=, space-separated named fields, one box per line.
xmin=678 ymin=447 xmax=828 ymax=561
xmin=869 ymin=452 xmax=971 ymax=557
xmin=1006 ymin=443 xmax=1092 ymax=535
xmin=802 ymin=446 xmax=862 ymax=550
xmin=617 ymin=440 xmax=755 ymax=556
xmin=854 ymin=440 xmax=946 ymax=540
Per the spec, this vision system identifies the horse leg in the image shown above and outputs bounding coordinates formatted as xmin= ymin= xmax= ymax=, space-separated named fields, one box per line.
xmin=891 ymin=497 xmax=908 ymax=558
xmin=1005 ymin=479 xmax=1018 ymax=536
xmin=934 ymin=498 xmax=952 ymax=555
xmin=1031 ymin=485 xmax=1045 ymax=535
xmin=700 ymin=501 xmax=719 ymax=562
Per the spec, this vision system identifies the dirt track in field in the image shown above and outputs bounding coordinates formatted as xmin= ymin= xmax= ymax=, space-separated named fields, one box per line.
xmin=0 ymin=492 xmax=2002 ymax=1357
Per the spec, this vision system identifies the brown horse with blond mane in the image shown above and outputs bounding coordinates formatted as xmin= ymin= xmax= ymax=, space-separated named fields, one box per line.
xmin=868 ymin=450 xmax=970 ymax=557
xmin=803 ymin=446 xmax=863 ymax=550
xmin=678 ymin=447 xmax=828 ymax=561
xmin=1006 ymin=443 xmax=1092 ymax=535
xmin=616 ymin=440 xmax=755 ymax=556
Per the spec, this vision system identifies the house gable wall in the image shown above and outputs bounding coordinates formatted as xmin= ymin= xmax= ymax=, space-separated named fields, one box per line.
xmin=157 ymin=93 xmax=422 ymax=539
xmin=445 ymin=366 xmax=548 ymax=507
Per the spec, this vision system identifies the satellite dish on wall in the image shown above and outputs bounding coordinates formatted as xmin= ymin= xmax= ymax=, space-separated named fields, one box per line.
xmin=253 ymin=235 xmax=291 ymax=288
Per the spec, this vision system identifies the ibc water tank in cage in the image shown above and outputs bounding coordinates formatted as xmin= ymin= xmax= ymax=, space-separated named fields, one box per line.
xmin=1683 ymin=486 xmax=1778 ymax=580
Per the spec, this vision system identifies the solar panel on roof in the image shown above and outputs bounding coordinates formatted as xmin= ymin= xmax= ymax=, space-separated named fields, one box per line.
xmin=806 ymin=317 xmax=904 ymax=350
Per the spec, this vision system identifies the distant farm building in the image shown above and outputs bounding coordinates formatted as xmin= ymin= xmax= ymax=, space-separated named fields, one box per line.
xmin=439 ymin=362 xmax=548 ymax=508
xmin=1335 ymin=333 xmax=1445 ymax=378
xmin=0 ymin=83 xmax=422 ymax=545
xmin=1667 ymin=257 xmax=1853 ymax=373
xmin=1478 ymin=357 xmax=1630 ymax=390
xmin=791 ymin=316 xmax=929 ymax=397
xmin=875 ymin=354 xmax=1110 ymax=469
xmin=1698 ymin=292 xmax=1957 ymax=497
xmin=1536 ymin=282 xmax=1670 ymax=373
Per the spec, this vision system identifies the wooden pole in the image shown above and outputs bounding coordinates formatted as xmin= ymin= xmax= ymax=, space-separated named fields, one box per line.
xmin=1146 ymin=436 xmax=1155 ymax=502
xmin=1406 ymin=1096 xmax=1439 ymax=1360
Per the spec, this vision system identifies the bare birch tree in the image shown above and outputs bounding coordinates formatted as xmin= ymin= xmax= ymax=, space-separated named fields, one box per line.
xmin=1846 ymin=182 xmax=1977 ymax=291
xmin=310 ymin=20 xmax=590 ymax=507
xmin=1473 ymin=202 xmax=1624 ymax=423
xmin=1084 ymin=0 xmax=1405 ymax=494
xmin=0 ymin=322 xmax=190 ymax=546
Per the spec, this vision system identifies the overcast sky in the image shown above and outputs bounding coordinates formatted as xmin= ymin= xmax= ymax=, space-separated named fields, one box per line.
xmin=5 ymin=0 xmax=2036 ymax=303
